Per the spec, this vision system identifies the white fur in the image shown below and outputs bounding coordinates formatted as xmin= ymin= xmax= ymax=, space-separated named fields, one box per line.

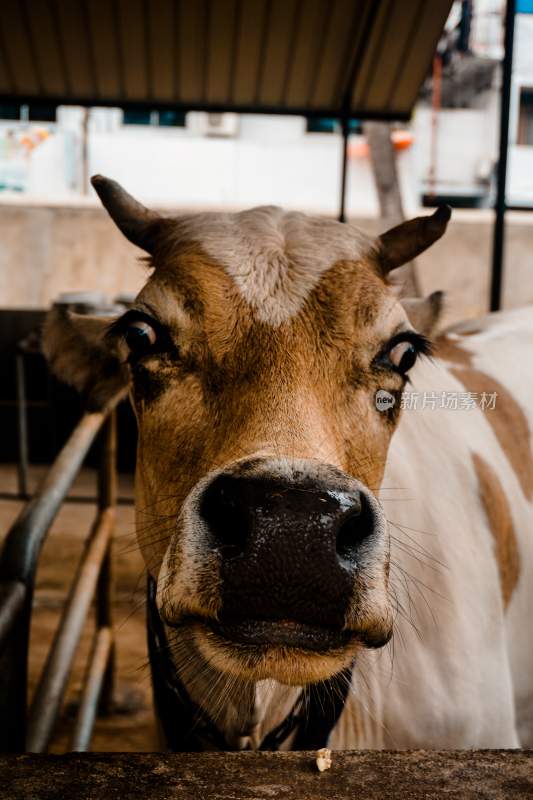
xmin=175 ymin=207 xmax=373 ymax=326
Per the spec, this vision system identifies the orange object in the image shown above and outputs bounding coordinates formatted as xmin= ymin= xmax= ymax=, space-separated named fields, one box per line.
xmin=391 ymin=130 xmax=414 ymax=150
xmin=348 ymin=140 xmax=369 ymax=158
xmin=348 ymin=130 xmax=413 ymax=159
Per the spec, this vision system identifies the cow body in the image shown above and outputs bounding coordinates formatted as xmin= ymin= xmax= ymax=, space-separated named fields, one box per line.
xmin=338 ymin=307 xmax=533 ymax=748
xmin=43 ymin=179 xmax=533 ymax=750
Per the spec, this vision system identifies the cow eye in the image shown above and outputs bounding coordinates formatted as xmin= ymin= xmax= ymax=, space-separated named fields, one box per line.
xmin=124 ymin=320 xmax=157 ymax=354
xmin=388 ymin=341 xmax=418 ymax=373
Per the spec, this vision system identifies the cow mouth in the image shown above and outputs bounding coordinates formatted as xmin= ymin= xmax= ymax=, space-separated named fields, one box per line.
xmin=207 ymin=618 xmax=353 ymax=652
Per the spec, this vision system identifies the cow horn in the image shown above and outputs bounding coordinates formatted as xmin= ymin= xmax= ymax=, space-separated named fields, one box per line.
xmin=91 ymin=175 xmax=162 ymax=254
xmin=378 ymin=206 xmax=451 ymax=273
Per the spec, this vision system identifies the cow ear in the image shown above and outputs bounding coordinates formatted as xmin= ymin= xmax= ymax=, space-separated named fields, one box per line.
xmin=401 ymin=291 xmax=444 ymax=336
xmin=378 ymin=206 xmax=451 ymax=272
xmin=42 ymin=308 xmax=129 ymax=410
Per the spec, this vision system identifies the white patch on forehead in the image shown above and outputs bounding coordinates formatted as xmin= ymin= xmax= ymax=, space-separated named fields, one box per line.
xmin=175 ymin=206 xmax=375 ymax=326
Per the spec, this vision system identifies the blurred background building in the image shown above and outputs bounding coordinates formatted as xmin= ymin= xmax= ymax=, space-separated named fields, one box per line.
xmin=0 ymin=0 xmax=530 ymax=211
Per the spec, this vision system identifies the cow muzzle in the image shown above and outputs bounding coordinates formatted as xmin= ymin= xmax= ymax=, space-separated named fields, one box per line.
xmin=157 ymin=457 xmax=393 ymax=683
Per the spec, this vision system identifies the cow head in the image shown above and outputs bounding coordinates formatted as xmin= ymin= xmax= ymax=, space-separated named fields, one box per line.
xmin=44 ymin=176 xmax=449 ymax=686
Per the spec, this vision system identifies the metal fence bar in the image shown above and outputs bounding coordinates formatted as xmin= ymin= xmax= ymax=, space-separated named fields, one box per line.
xmin=26 ymin=508 xmax=115 ymax=753
xmin=0 ymin=599 xmax=30 ymax=751
xmin=0 ymin=582 xmax=26 ymax=645
xmin=98 ymin=413 xmax=117 ymax=512
xmin=490 ymin=0 xmax=516 ymax=311
xmin=15 ymin=353 xmax=29 ymax=499
xmin=0 ymin=411 xmax=107 ymax=587
xmin=0 ymin=409 xmax=108 ymax=752
xmin=96 ymin=413 xmax=116 ymax=711
xmin=0 ymin=494 xmax=134 ymax=506
xmin=0 ymin=395 xmax=122 ymax=753
xmin=338 ymin=119 xmax=349 ymax=222
xmin=70 ymin=626 xmax=113 ymax=752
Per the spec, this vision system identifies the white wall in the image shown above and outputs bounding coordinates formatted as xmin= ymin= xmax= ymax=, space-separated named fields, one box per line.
xmin=412 ymin=103 xmax=499 ymax=195
xmin=87 ymin=115 xmax=418 ymax=216
xmin=0 ymin=108 xmax=421 ymax=216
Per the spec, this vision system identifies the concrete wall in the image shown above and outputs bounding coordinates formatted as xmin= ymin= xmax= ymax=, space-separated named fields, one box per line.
xmin=1 ymin=199 xmax=533 ymax=327
xmin=0 ymin=198 xmax=146 ymax=308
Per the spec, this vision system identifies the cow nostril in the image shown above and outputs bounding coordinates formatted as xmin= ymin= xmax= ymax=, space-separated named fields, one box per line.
xmin=200 ymin=479 xmax=249 ymax=559
xmin=335 ymin=495 xmax=373 ymax=564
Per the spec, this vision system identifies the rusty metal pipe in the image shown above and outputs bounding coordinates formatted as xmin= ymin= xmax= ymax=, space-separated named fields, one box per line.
xmin=15 ymin=352 xmax=29 ymax=499
xmin=96 ymin=414 xmax=117 ymax=710
xmin=0 ymin=581 xmax=26 ymax=648
xmin=0 ymin=397 xmax=122 ymax=751
xmin=0 ymin=412 xmax=106 ymax=585
xmin=26 ymin=508 xmax=115 ymax=753
xmin=70 ymin=626 xmax=113 ymax=752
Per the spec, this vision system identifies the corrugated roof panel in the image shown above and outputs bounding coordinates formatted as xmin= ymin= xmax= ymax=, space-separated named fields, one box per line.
xmin=205 ymin=0 xmax=238 ymax=104
xmin=146 ymin=0 xmax=176 ymax=102
xmin=231 ymin=0 xmax=268 ymax=106
xmin=0 ymin=31 xmax=14 ymax=94
xmin=308 ymin=0 xmax=360 ymax=109
xmin=331 ymin=0 xmax=376 ymax=111
xmin=85 ymin=1 xmax=122 ymax=100
xmin=25 ymin=1 xmax=67 ymax=97
xmin=390 ymin=0 xmax=452 ymax=112
xmin=0 ymin=0 xmax=40 ymax=95
xmin=360 ymin=0 xmax=424 ymax=112
xmin=350 ymin=0 xmax=393 ymax=111
xmin=256 ymin=0 xmax=299 ymax=107
xmin=116 ymin=0 xmax=149 ymax=101
xmin=54 ymin=0 xmax=96 ymax=98
xmin=178 ymin=0 xmax=208 ymax=103
xmin=284 ymin=0 xmax=328 ymax=108
xmin=0 ymin=0 xmax=453 ymax=117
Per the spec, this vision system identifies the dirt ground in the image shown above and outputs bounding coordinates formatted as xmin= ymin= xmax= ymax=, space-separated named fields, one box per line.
xmin=0 ymin=465 xmax=158 ymax=752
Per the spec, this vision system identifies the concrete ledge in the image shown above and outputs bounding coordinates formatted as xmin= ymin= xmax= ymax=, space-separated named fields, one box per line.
xmin=1 ymin=751 xmax=531 ymax=799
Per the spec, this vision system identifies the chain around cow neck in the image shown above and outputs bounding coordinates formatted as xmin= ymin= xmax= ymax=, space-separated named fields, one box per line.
xmin=146 ymin=576 xmax=353 ymax=752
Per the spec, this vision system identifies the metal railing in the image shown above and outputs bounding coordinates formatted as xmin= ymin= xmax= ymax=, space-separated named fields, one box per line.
xmin=0 ymin=399 xmax=120 ymax=752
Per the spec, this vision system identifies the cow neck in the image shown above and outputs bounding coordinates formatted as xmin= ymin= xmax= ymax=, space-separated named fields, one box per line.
xmin=147 ymin=576 xmax=354 ymax=752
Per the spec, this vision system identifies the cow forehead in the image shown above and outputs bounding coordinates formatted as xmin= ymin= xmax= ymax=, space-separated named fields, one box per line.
xmin=166 ymin=206 xmax=376 ymax=326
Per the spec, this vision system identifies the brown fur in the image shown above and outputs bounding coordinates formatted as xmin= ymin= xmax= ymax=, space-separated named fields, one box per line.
xmin=451 ymin=367 xmax=533 ymax=501
xmin=115 ymin=245 xmax=402 ymax=680
xmin=129 ymin=248 xmax=400 ymax=572
xmin=435 ymin=335 xmax=474 ymax=367
xmin=42 ymin=309 xmax=129 ymax=410
xmin=472 ymin=452 xmax=520 ymax=608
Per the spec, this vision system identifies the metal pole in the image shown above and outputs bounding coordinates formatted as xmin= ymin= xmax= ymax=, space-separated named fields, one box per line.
xmin=0 ymin=581 xmax=26 ymax=645
xmin=490 ymin=0 xmax=516 ymax=312
xmin=338 ymin=118 xmax=349 ymax=222
xmin=81 ymin=108 xmax=90 ymax=195
xmin=26 ymin=508 xmax=114 ymax=752
xmin=96 ymin=411 xmax=117 ymax=712
xmin=0 ymin=589 xmax=31 ymax=751
xmin=0 ymin=411 xmax=106 ymax=585
xmin=0 ymin=580 xmax=28 ymax=751
xmin=15 ymin=352 xmax=29 ymax=499
xmin=70 ymin=626 xmax=113 ymax=751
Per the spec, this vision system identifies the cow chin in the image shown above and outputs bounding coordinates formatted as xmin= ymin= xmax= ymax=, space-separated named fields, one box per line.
xmin=175 ymin=613 xmax=393 ymax=685
xmin=189 ymin=618 xmax=360 ymax=685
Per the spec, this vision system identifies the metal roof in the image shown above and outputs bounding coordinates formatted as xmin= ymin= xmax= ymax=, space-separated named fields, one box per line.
xmin=0 ymin=0 xmax=452 ymax=119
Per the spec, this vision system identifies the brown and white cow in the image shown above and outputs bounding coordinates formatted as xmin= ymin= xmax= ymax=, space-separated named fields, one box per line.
xmin=44 ymin=176 xmax=533 ymax=750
